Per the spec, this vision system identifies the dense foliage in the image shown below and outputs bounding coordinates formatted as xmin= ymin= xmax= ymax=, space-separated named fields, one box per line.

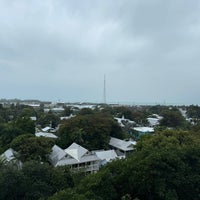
xmin=10 ymin=134 xmax=54 ymax=162
xmin=49 ymin=130 xmax=200 ymax=200
xmin=0 ymin=161 xmax=74 ymax=200
xmin=57 ymin=113 xmax=124 ymax=150
xmin=159 ymin=109 xmax=187 ymax=128
xmin=0 ymin=103 xmax=200 ymax=199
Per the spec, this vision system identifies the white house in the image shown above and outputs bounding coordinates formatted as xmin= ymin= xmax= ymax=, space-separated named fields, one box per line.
xmin=49 ymin=143 xmax=100 ymax=174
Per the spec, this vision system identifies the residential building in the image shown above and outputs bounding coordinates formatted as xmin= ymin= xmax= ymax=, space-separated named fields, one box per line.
xmin=49 ymin=143 xmax=100 ymax=174
xmin=0 ymin=148 xmax=22 ymax=168
xmin=35 ymin=132 xmax=58 ymax=139
xmin=95 ymin=149 xmax=122 ymax=166
xmin=132 ymin=127 xmax=154 ymax=138
xmin=109 ymin=137 xmax=135 ymax=156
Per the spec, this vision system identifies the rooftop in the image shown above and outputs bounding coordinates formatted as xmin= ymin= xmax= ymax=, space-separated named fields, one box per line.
xmin=109 ymin=137 xmax=134 ymax=152
xmin=133 ymin=127 xmax=154 ymax=133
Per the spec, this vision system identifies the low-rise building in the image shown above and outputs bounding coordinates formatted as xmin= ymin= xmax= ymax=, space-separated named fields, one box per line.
xmin=35 ymin=132 xmax=58 ymax=139
xmin=0 ymin=148 xmax=22 ymax=168
xmin=109 ymin=137 xmax=135 ymax=156
xmin=49 ymin=143 xmax=100 ymax=174
xmin=132 ymin=127 xmax=154 ymax=138
xmin=95 ymin=149 xmax=122 ymax=166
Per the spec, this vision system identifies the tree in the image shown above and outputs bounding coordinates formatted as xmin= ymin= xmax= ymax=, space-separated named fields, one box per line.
xmin=0 ymin=161 xmax=75 ymax=200
xmin=78 ymin=108 xmax=94 ymax=115
xmin=62 ymin=106 xmax=72 ymax=116
xmin=15 ymin=117 xmax=35 ymax=134
xmin=0 ymin=124 xmax=26 ymax=151
xmin=49 ymin=130 xmax=200 ymax=200
xmin=119 ymin=130 xmax=200 ymax=200
xmin=186 ymin=105 xmax=200 ymax=120
xmin=0 ymin=164 xmax=26 ymax=200
xmin=57 ymin=113 xmax=123 ymax=150
xmin=20 ymin=107 xmax=36 ymax=118
xmin=37 ymin=112 xmax=60 ymax=128
xmin=10 ymin=134 xmax=54 ymax=162
xmin=160 ymin=109 xmax=186 ymax=128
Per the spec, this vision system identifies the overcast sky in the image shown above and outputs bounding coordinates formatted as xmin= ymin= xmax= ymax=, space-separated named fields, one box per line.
xmin=0 ymin=0 xmax=200 ymax=105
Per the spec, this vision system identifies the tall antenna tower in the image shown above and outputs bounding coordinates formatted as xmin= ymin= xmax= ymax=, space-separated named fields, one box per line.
xmin=103 ymin=74 xmax=106 ymax=104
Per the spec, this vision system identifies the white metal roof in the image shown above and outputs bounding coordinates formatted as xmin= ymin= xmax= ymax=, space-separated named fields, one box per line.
xmin=55 ymin=154 xmax=99 ymax=166
xmin=114 ymin=116 xmax=135 ymax=127
xmin=65 ymin=143 xmax=88 ymax=161
xmin=1 ymin=148 xmax=16 ymax=162
xmin=42 ymin=126 xmax=52 ymax=132
xmin=95 ymin=150 xmax=118 ymax=162
xmin=147 ymin=118 xmax=160 ymax=126
xmin=50 ymin=143 xmax=100 ymax=167
xmin=60 ymin=114 xmax=75 ymax=120
xmin=35 ymin=132 xmax=58 ymax=139
xmin=49 ymin=145 xmax=66 ymax=166
xmin=109 ymin=137 xmax=134 ymax=152
xmin=133 ymin=127 xmax=154 ymax=133
xmin=30 ymin=116 xmax=37 ymax=121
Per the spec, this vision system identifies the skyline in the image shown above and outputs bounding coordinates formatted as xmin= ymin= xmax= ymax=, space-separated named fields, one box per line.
xmin=0 ymin=1 xmax=200 ymax=104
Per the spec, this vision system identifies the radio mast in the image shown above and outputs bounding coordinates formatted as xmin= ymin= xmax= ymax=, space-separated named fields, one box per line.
xmin=103 ymin=74 xmax=106 ymax=104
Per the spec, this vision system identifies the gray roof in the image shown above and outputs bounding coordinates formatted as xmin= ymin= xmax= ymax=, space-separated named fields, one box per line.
xmin=65 ymin=143 xmax=88 ymax=161
xmin=1 ymin=148 xmax=16 ymax=162
xmin=55 ymin=154 xmax=99 ymax=166
xmin=42 ymin=127 xmax=51 ymax=132
xmin=49 ymin=145 xmax=66 ymax=166
xmin=133 ymin=127 xmax=154 ymax=133
xmin=50 ymin=143 xmax=100 ymax=167
xmin=35 ymin=132 xmax=58 ymax=139
xmin=95 ymin=150 xmax=118 ymax=162
xmin=147 ymin=118 xmax=160 ymax=126
xmin=109 ymin=137 xmax=134 ymax=152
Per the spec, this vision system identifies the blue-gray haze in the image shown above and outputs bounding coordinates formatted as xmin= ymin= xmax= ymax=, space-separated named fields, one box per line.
xmin=0 ymin=0 xmax=200 ymax=105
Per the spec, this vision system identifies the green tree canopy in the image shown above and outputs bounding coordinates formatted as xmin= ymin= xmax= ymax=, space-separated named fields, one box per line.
xmin=186 ymin=105 xmax=200 ymax=119
xmin=10 ymin=134 xmax=54 ymax=162
xmin=0 ymin=161 xmax=74 ymax=200
xmin=57 ymin=113 xmax=124 ymax=150
xmin=37 ymin=112 xmax=60 ymax=128
xmin=160 ymin=109 xmax=186 ymax=128
xmin=50 ymin=130 xmax=200 ymax=200
xmin=14 ymin=117 xmax=35 ymax=134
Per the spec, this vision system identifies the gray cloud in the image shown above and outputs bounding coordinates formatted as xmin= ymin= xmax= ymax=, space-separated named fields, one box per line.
xmin=0 ymin=0 xmax=200 ymax=104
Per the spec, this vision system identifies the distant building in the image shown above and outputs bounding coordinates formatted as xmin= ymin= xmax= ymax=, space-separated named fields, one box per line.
xmin=132 ymin=127 xmax=154 ymax=138
xmin=147 ymin=114 xmax=163 ymax=127
xmin=30 ymin=116 xmax=37 ymax=121
xmin=114 ymin=115 xmax=135 ymax=127
xmin=60 ymin=114 xmax=75 ymax=121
